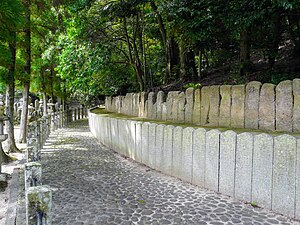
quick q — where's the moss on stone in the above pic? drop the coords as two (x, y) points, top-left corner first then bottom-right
(90, 108), (300, 137)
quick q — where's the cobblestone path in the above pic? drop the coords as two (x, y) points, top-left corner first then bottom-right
(41, 119), (299, 225)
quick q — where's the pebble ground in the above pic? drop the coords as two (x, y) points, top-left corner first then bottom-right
(40, 119), (300, 225)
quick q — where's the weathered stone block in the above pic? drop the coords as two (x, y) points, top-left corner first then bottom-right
(205, 129), (221, 192)
(200, 86), (210, 125)
(296, 138), (300, 219)
(107, 117), (112, 146)
(128, 120), (136, 159)
(219, 130), (237, 197)
(148, 123), (157, 169)
(166, 91), (173, 121)
(161, 103), (167, 121)
(192, 89), (201, 124)
(110, 118), (119, 152)
(293, 79), (300, 132)
(139, 92), (148, 117)
(25, 162), (42, 191)
(118, 119), (127, 156)
(192, 128), (206, 187)
(144, 101), (148, 119)
(147, 92), (157, 119)
(26, 185), (52, 225)
(141, 122), (149, 165)
(117, 96), (122, 113)
(135, 122), (143, 163)
(170, 91), (180, 121)
(252, 133), (273, 209)
(219, 85), (231, 128)
(259, 83), (275, 131)
(235, 132), (254, 202)
(276, 80), (293, 132)
(231, 85), (245, 128)
(166, 92), (175, 121)
(132, 93), (140, 117)
(245, 81), (261, 129)
(208, 86), (220, 126)
(156, 91), (166, 120)
(184, 88), (194, 123)
(177, 92), (185, 122)
(155, 124), (165, 172)
(181, 127), (194, 183)
(172, 126), (183, 178)
(162, 125), (173, 176)
(105, 96), (112, 111)
(272, 134), (296, 217)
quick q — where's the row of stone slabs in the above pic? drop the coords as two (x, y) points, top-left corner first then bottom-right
(89, 112), (300, 220)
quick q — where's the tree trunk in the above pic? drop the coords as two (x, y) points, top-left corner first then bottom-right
(180, 44), (197, 82)
(150, 1), (180, 83)
(19, 83), (30, 143)
(268, 13), (282, 68)
(123, 17), (145, 91)
(5, 35), (19, 153)
(43, 92), (47, 116)
(5, 83), (19, 153)
(239, 28), (251, 76)
(198, 50), (202, 79)
(19, 0), (31, 143)
(166, 37), (180, 82)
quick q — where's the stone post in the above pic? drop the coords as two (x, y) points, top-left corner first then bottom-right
(26, 185), (52, 225)
(0, 102), (8, 174)
(26, 146), (40, 162)
(51, 112), (55, 132)
(72, 108), (75, 121)
(59, 109), (63, 128)
(46, 115), (51, 138)
(25, 162), (42, 191)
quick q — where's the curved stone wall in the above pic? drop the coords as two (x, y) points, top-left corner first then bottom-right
(105, 79), (300, 133)
(89, 110), (300, 220)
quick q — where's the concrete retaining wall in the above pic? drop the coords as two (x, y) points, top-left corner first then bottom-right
(89, 111), (300, 220)
(105, 79), (300, 133)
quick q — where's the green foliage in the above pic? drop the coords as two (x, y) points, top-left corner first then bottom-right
(183, 82), (202, 90)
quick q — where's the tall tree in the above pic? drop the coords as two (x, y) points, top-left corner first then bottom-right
(19, 0), (31, 143)
(0, 0), (24, 153)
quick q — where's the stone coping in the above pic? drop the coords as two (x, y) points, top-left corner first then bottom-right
(90, 108), (300, 138)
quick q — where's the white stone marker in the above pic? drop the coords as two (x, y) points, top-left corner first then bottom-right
(148, 123), (157, 169)
(172, 126), (183, 178)
(192, 128), (206, 187)
(235, 132), (254, 202)
(219, 130), (237, 197)
(141, 123), (150, 165)
(205, 129), (221, 192)
(155, 124), (165, 172)
(252, 133), (273, 210)
(272, 134), (296, 217)
(161, 125), (173, 176)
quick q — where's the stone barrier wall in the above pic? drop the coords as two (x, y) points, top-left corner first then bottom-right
(105, 79), (300, 133)
(89, 110), (300, 220)
(24, 106), (87, 225)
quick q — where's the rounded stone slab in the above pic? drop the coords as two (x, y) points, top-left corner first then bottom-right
(276, 80), (293, 132)
(40, 120), (299, 225)
(0, 134), (8, 142)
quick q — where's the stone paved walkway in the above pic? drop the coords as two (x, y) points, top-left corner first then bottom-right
(41, 119), (300, 225)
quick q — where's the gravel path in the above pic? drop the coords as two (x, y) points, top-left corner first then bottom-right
(40, 119), (299, 225)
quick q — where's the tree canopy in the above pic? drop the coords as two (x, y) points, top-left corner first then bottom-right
(0, 0), (300, 104)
